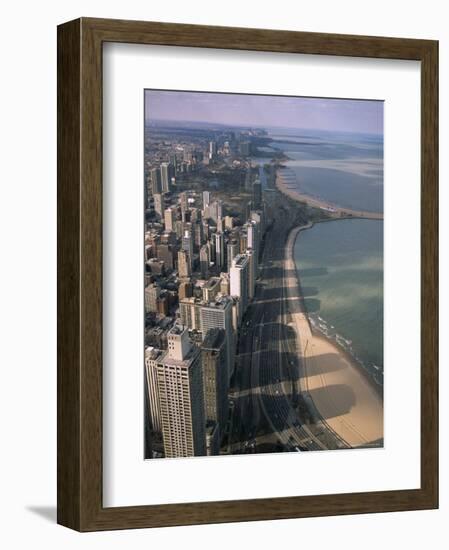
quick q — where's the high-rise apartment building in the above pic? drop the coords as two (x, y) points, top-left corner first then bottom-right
(230, 254), (250, 317)
(177, 249), (191, 278)
(145, 283), (160, 313)
(164, 207), (176, 232)
(153, 193), (163, 218)
(155, 324), (206, 458)
(179, 297), (203, 331)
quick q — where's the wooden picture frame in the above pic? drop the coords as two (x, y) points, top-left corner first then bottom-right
(57, 17), (438, 531)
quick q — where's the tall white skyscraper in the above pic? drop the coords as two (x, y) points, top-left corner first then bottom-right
(230, 254), (250, 316)
(155, 324), (206, 458)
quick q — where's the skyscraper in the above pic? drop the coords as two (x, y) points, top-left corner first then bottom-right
(179, 297), (203, 331)
(155, 324), (206, 458)
(180, 192), (188, 221)
(164, 207), (176, 232)
(209, 200), (223, 223)
(200, 296), (235, 381)
(203, 190), (210, 209)
(201, 328), (229, 441)
(177, 249), (191, 278)
(246, 219), (260, 277)
(182, 230), (193, 270)
(209, 140), (217, 160)
(199, 244), (210, 279)
(215, 232), (225, 270)
(252, 178), (262, 209)
(230, 254), (250, 317)
(160, 162), (173, 193)
(153, 193), (163, 218)
(144, 346), (164, 433)
(145, 283), (160, 313)
(149, 167), (161, 194)
(227, 240), (239, 272)
(246, 248), (256, 300)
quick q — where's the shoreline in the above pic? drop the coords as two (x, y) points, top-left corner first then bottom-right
(284, 223), (384, 448)
(276, 170), (384, 221)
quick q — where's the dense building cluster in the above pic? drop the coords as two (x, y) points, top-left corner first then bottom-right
(144, 131), (268, 458)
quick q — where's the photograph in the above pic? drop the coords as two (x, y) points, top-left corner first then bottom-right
(143, 90), (384, 459)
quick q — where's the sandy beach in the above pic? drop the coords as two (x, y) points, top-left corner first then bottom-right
(276, 171), (384, 221)
(285, 225), (384, 448)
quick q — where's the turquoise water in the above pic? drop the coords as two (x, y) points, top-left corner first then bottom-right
(269, 127), (384, 384)
(295, 219), (383, 384)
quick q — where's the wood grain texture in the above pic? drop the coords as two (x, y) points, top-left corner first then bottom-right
(57, 18), (81, 531)
(57, 17), (439, 532)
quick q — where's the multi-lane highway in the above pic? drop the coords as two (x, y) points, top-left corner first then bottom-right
(228, 192), (351, 453)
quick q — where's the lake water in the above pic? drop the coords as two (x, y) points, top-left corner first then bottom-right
(269, 128), (384, 384)
(295, 219), (383, 384)
(270, 128), (383, 213)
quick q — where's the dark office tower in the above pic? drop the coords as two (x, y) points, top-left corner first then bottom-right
(252, 179), (262, 209)
(160, 162), (173, 193)
(201, 329), (229, 444)
(169, 154), (178, 174)
(149, 167), (162, 194)
(215, 232), (225, 270)
(244, 166), (252, 191)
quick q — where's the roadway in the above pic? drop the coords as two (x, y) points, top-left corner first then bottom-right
(228, 190), (351, 453)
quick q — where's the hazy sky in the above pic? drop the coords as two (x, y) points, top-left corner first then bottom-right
(145, 90), (383, 135)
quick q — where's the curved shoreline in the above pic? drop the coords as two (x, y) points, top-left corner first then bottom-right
(276, 171), (384, 221)
(285, 223), (384, 448)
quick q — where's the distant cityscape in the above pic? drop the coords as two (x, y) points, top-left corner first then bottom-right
(144, 91), (384, 459)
